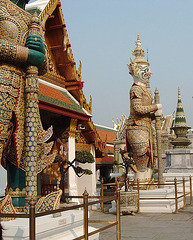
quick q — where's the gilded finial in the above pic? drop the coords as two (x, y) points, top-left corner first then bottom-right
(135, 34), (142, 49)
(83, 188), (89, 196)
(128, 35), (150, 78)
(131, 35), (148, 64)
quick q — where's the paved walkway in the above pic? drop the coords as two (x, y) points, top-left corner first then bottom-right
(89, 205), (193, 240)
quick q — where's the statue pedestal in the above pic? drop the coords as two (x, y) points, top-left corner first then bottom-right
(2, 210), (99, 240)
(139, 188), (183, 213)
(109, 188), (183, 213)
(165, 149), (193, 173)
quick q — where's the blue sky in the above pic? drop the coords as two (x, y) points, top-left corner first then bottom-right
(31, 0), (193, 128)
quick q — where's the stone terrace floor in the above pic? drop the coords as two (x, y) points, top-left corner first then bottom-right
(89, 203), (193, 240)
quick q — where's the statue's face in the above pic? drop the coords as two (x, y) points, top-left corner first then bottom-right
(137, 65), (151, 84)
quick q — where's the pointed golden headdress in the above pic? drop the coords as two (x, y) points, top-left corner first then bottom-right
(128, 35), (149, 77)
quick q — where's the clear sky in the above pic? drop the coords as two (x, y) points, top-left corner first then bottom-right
(33, 0), (193, 128)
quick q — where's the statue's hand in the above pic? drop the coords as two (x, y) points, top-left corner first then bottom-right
(155, 104), (162, 117)
(156, 104), (162, 110)
(26, 35), (45, 67)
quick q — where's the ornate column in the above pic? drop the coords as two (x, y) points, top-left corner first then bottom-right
(68, 118), (78, 196)
(25, 14), (40, 201)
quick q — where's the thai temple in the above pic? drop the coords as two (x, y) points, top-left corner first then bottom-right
(23, 0), (115, 198)
(1, 0), (193, 239)
(0, 0), (117, 238)
(0, 0), (118, 208)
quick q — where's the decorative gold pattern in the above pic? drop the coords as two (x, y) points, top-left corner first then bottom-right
(0, 0), (50, 170)
(35, 189), (62, 213)
(80, 91), (92, 114)
(5, 187), (25, 197)
(69, 118), (77, 138)
(15, 45), (28, 62)
(75, 143), (91, 152)
(128, 83), (157, 127)
(0, 194), (16, 221)
(75, 131), (91, 151)
(24, 190), (62, 213)
(120, 191), (138, 213)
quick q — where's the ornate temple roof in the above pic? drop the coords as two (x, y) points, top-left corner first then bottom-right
(27, 0), (106, 155)
(27, 0), (88, 103)
(95, 125), (117, 143)
(95, 125), (117, 165)
(38, 79), (91, 121)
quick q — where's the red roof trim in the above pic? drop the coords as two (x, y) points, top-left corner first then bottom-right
(39, 100), (90, 121)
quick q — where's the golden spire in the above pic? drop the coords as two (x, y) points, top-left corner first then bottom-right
(170, 87), (191, 148)
(174, 87), (188, 128)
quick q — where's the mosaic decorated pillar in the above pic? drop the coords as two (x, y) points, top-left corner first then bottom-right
(25, 14), (41, 201)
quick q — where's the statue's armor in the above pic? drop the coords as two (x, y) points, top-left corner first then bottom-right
(0, 0), (49, 169)
(0, 0), (29, 138)
(127, 83), (157, 172)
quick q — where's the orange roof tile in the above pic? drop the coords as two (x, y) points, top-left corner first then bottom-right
(39, 83), (73, 105)
(95, 128), (116, 143)
(96, 155), (114, 164)
(106, 145), (114, 152)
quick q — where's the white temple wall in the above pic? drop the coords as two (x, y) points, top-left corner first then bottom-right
(0, 165), (6, 196)
(77, 144), (97, 196)
(68, 136), (78, 196)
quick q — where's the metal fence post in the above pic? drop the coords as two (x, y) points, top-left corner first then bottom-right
(136, 179), (140, 214)
(190, 176), (192, 205)
(83, 189), (89, 240)
(115, 177), (118, 190)
(174, 177), (178, 213)
(182, 177), (186, 208)
(116, 182), (121, 240)
(101, 178), (104, 212)
(29, 197), (36, 240)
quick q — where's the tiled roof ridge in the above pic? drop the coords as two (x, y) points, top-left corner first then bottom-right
(95, 124), (117, 132)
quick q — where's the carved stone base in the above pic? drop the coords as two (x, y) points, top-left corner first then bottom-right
(120, 191), (138, 214)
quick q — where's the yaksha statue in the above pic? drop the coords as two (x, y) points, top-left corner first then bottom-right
(0, 0), (55, 202)
(126, 35), (162, 182)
